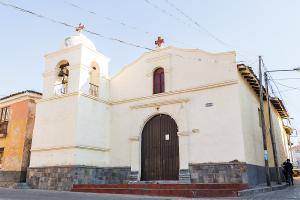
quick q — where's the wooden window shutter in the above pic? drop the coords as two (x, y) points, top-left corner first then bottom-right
(153, 68), (165, 94)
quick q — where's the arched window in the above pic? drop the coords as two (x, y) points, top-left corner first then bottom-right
(54, 60), (69, 95)
(153, 67), (165, 94)
(89, 62), (100, 97)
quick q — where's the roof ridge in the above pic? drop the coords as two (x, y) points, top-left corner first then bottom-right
(0, 90), (42, 101)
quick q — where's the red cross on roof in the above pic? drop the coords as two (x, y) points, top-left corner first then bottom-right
(76, 23), (85, 32)
(155, 36), (164, 47)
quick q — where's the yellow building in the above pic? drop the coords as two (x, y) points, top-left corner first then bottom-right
(0, 91), (41, 184)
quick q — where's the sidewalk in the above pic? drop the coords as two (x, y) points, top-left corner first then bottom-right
(236, 177), (300, 199)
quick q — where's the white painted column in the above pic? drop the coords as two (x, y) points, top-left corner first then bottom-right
(177, 131), (190, 169)
(129, 136), (140, 181)
(177, 131), (191, 183)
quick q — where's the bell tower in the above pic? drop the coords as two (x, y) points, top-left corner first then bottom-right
(29, 24), (111, 174)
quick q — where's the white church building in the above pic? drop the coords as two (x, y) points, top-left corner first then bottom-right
(27, 29), (291, 190)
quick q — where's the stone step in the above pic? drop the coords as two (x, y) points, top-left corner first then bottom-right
(11, 182), (32, 189)
(72, 183), (248, 190)
(0, 182), (15, 188)
(72, 187), (238, 198)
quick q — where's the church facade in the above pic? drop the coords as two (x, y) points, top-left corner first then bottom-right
(27, 32), (290, 190)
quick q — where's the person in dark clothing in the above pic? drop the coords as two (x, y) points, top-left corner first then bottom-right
(282, 159), (294, 186)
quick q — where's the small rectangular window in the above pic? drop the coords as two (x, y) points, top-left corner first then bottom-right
(0, 107), (10, 136)
(258, 108), (262, 127)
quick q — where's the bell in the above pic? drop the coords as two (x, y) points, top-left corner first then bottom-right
(58, 68), (64, 77)
(62, 78), (67, 84)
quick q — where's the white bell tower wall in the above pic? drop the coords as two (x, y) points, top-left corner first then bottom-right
(30, 38), (111, 168)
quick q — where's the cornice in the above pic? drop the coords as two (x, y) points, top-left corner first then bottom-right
(130, 98), (189, 109)
(37, 80), (238, 106)
(111, 80), (238, 105)
(38, 92), (79, 103)
(0, 94), (41, 107)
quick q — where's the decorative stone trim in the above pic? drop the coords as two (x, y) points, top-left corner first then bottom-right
(179, 169), (191, 183)
(130, 98), (189, 109)
(129, 136), (140, 141)
(111, 80), (238, 105)
(79, 92), (110, 105)
(128, 171), (139, 183)
(177, 131), (190, 136)
(38, 92), (79, 103)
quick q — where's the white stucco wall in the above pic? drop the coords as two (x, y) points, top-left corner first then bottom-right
(109, 47), (246, 171)
(30, 42), (111, 167)
(238, 73), (289, 167)
(111, 47), (236, 100)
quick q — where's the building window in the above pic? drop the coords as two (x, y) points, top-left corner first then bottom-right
(153, 67), (165, 94)
(0, 148), (4, 167)
(54, 61), (69, 95)
(0, 107), (10, 137)
(258, 108), (262, 127)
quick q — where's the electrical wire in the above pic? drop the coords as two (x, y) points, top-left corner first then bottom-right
(0, 1), (153, 51)
(275, 82), (300, 92)
(0, 1), (239, 66)
(63, 1), (194, 47)
(262, 59), (293, 126)
(164, 0), (230, 47)
(145, 0), (257, 65)
(272, 78), (300, 81)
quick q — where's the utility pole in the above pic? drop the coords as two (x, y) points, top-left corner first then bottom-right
(264, 72), (281, 184)
(258, 56), (271, 186)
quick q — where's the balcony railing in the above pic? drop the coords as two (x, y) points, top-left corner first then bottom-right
(54, 83), (68, 96)
(0, 121), (8, 137)
(89, 83), (99, 97)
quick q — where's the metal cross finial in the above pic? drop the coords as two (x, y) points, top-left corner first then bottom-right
(76, 23), (85, 33)
(155, 36), (164, 48)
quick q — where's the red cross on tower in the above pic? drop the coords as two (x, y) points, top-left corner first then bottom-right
(155, 36), (164, 48)
(76, 23), (85, 32)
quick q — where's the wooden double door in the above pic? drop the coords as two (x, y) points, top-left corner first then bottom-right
(141, 114), (179, 181)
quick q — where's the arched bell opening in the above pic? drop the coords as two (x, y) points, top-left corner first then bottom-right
(54, 60), (69, 95)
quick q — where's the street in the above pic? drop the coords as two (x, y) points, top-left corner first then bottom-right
(1, 178), (300, 200)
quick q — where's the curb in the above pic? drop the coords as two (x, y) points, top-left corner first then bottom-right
(237, 184), (288, 197)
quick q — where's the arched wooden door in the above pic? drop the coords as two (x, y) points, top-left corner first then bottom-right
(141, 114), (179, 181)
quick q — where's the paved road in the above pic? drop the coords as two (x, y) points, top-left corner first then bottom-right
(237, 177), (300, 200)
(0, 179), (300, 200)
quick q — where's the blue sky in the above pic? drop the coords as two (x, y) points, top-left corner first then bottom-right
(1, 0), (300, 142)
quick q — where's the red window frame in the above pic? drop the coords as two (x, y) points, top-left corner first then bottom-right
(153, 68), (165, 94)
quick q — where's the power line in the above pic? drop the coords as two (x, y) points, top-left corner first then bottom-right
(0, 1), (239, 66)
(0, 1), (152, 51)
(63, 1), (194, 47)
(145, 0), (257, 65)
(164, 0), (230, 47)
(275, 82), (300, 92)
(262, 59), (293, 125)
(272, 78), (300, 81)
(144, 0), (195, 30)
(64, 0), (253, 65)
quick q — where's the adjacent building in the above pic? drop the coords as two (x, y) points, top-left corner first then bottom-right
(0, 91), (41, 184)
(27, 31), (291, 190)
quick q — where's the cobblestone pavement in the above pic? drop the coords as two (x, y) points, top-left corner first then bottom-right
(0, 178), (300, 200)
